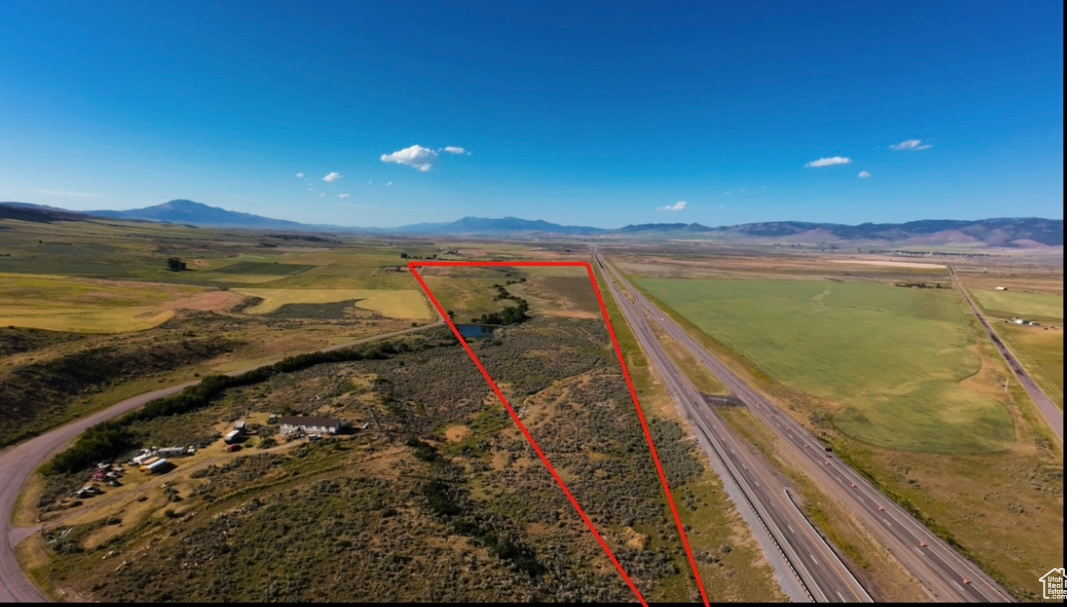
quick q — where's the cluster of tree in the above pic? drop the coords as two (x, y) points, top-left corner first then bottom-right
(475, 282), (530, 325)
(894, 282), (949, 289)
(400, 253), (438, 260)
(44, 336), (449, 475)
(476, 300), (529, 326)
(420, 481), (544, 578)
(166, 257), (187, 272)
(266, 233), (337, 243)
(45, 422), (137, 476)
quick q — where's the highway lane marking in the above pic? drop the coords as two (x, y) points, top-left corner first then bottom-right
(836, 590), (847, 603)
(883, 518), (892, 528)
(810, 554), (819, 565)
(605, 265), (874, 603)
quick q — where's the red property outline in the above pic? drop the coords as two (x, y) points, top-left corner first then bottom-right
(408, 260), (709, 606)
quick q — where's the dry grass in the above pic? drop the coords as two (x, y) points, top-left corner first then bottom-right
(0, 273), (213, 332)
(234, 287), (431, 319)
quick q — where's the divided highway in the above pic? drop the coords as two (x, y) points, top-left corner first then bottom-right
(948, 266), (1063, 443)
(595, 252), (1014, 603)
(595, 254), (870, 603)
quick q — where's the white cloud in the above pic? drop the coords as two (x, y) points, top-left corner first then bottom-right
(381, 145), (438, 172)
(657, 201), (687, 212)
(725, 191), (731, 195)
(306, 187), (314, 191)
(440, 146), (469, 155)
(339, 193), (350, 199)
(368, 180), (373, 185)
(37, 189), (102, 198)
(386, 181), (393, 187)
(323, 171), (342, 182)
(295, 172), (305, 178)
(805, 156), (852, 168)
(319, 193), (326, 197)
(889, 139), (931, 151)
(858, 170), (871, 179)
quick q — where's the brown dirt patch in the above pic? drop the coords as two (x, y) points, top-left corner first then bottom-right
(167, 290), (246, 312)
(444, 425), (471, 443)
(622, 526), (648, 550)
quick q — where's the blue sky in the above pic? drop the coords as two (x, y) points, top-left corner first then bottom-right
(0, 1), (1063, 228)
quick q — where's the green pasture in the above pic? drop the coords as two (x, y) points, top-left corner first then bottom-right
(972, 290), (1064, 323)
(998, 324), (1064, 409)
(635, 278), (1015, 453)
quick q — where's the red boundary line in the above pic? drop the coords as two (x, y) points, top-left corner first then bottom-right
(408, 260), (710, 606)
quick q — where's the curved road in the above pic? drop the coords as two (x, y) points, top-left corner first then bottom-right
(598, 253), (1014, 603)
(0, 321), (443, 603)
(948, 266), (1063, 443)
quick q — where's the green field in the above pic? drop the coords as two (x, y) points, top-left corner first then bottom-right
(972, 290), (1064, 322)
(970, 289), (1064, 408)
(635, 278), (1014, 453)
(998, 324), (1064, 408)
(211, 261), (318, 275)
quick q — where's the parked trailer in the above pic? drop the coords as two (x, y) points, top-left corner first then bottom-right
(157, 447), (185, 457)
(132, 453), (156, 466)
(147, 459), (170, 474)
(224, 429), (242, 444)
(139, 457), (161, 472)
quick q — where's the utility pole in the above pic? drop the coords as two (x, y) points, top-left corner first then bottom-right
(366, 403), (382, 433)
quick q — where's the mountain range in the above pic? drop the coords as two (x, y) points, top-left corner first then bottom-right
(0, 199), (1063, 248)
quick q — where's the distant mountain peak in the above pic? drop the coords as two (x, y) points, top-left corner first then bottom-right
(3, 200), (1061, 248)
(86, 199), (307, 230)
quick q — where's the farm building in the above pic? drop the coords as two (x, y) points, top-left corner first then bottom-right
(995, 286), (1008, 291)
(279, 415), (346, 436)
(224, 429), (243, 444)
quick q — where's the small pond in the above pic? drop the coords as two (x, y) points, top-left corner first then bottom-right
(455, 324), (496, 338)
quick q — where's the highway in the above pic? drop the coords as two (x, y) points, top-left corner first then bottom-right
(0, 321), (443, 603)
(595, 252), (1015, 603)
(594, 254), (871, 603)
(948, 266), (1063, 443)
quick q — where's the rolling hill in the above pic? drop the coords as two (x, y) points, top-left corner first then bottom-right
(0, 200), (1062, 248)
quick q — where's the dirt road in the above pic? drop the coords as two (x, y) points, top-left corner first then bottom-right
(0, 321), (442, 603)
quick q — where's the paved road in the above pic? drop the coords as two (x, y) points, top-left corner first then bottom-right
(597, 252), (1015, 603)
(0, 321), (443, 603)
(948, 266), (1063, 443)
(595, 254), (871, 603)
